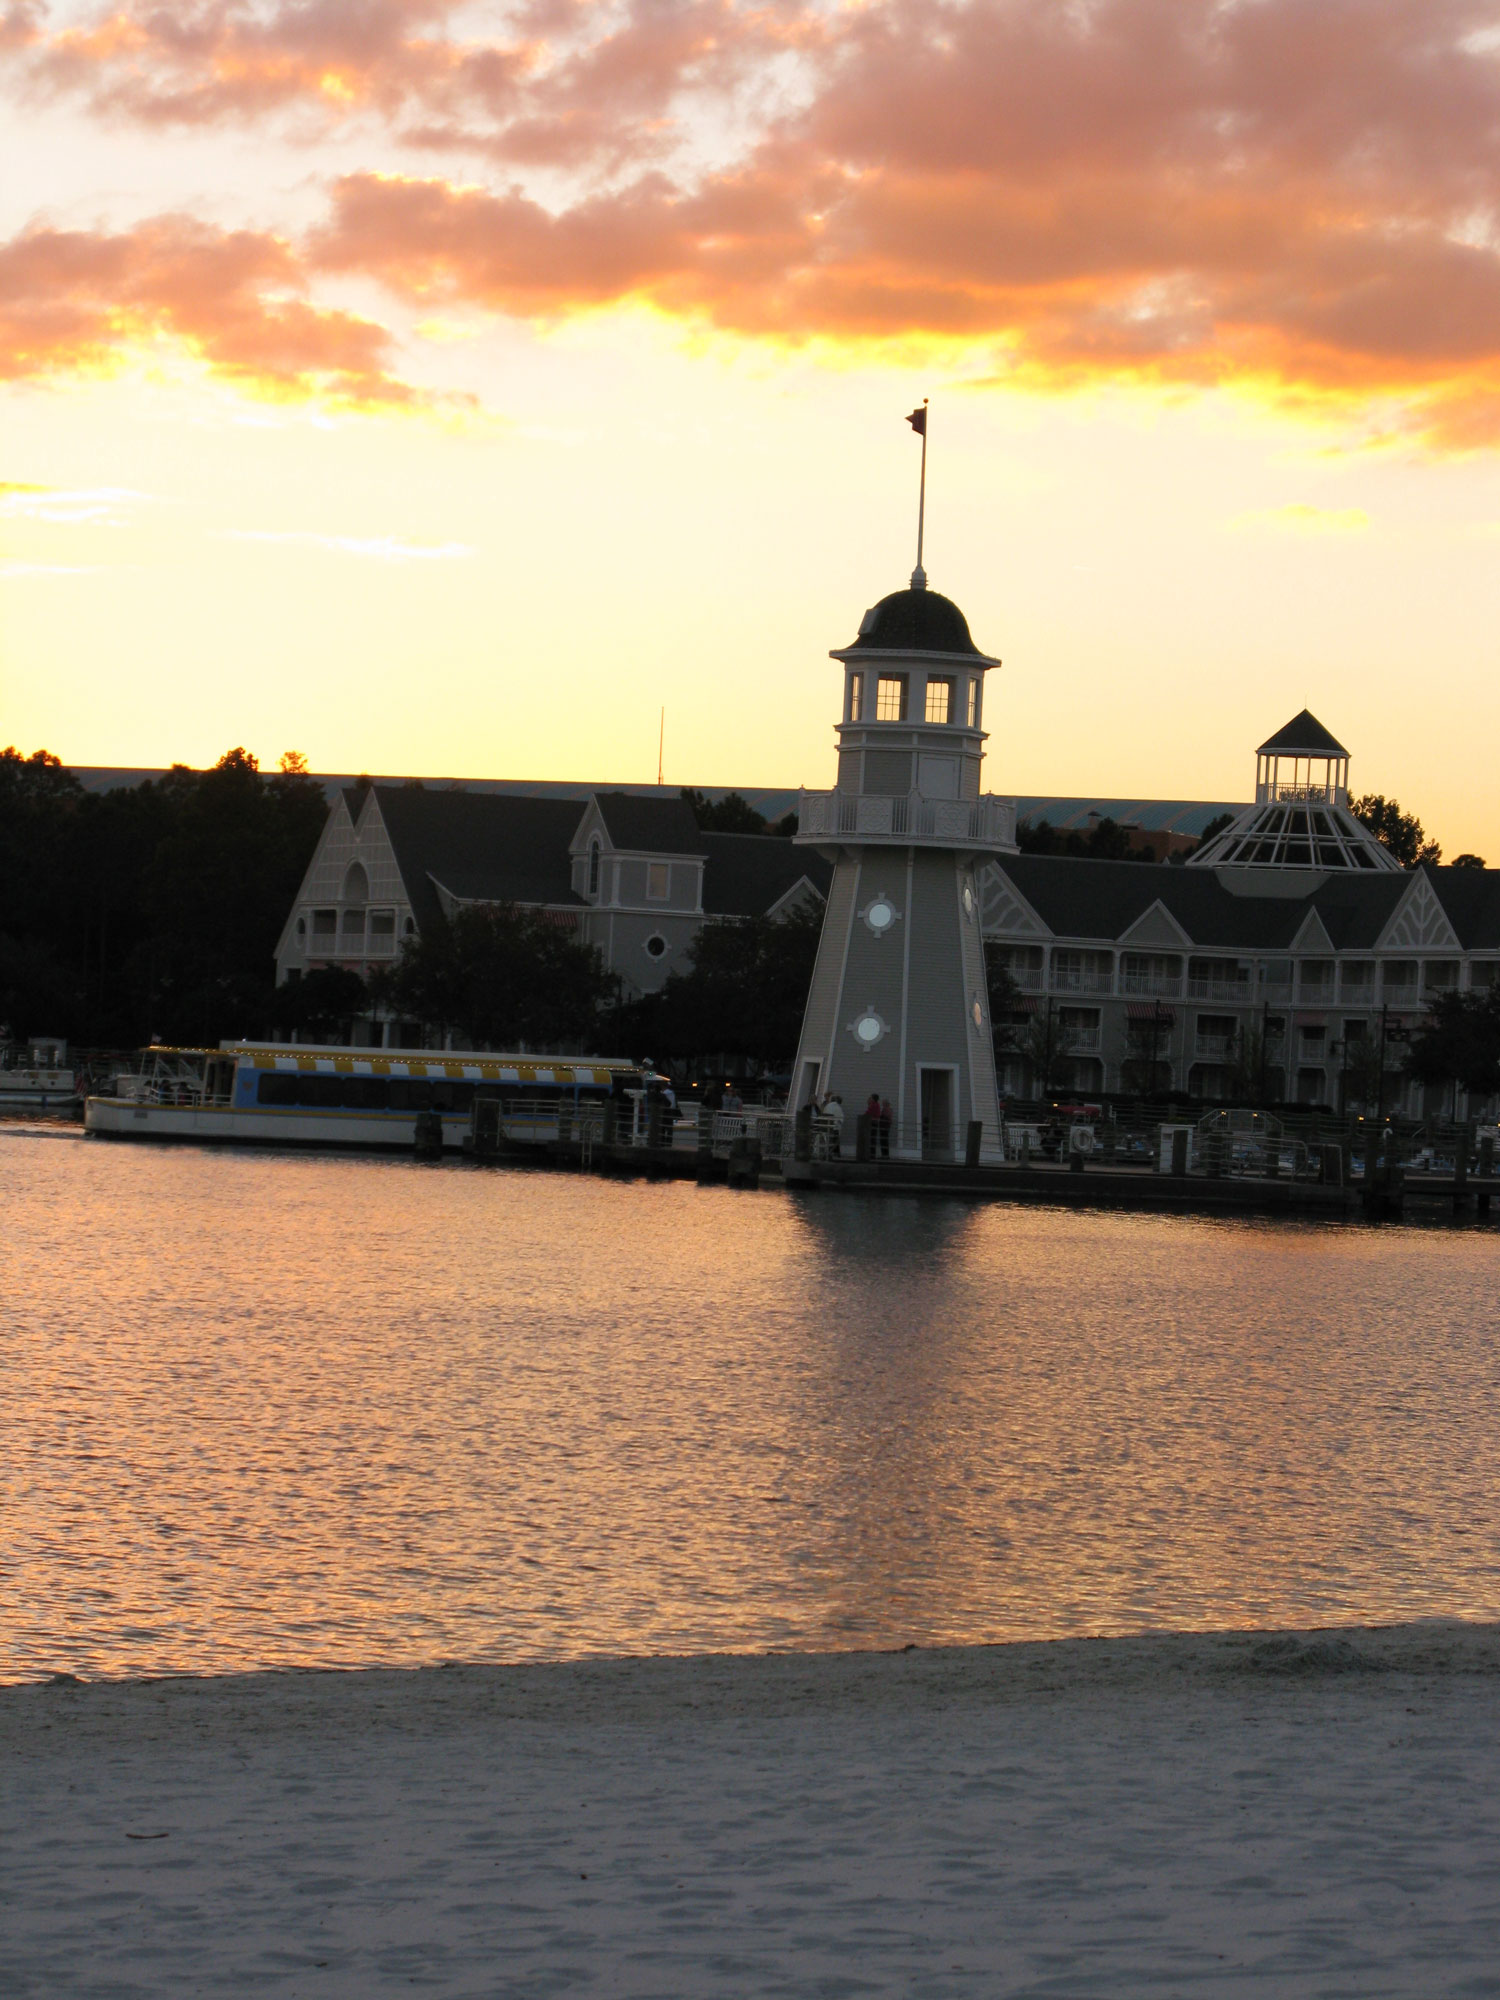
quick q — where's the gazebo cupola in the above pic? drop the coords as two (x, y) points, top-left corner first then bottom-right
(1254, 709), (1349, 806)
(1189, 709), (1401, 875)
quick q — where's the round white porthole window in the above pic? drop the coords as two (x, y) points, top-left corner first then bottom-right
(644, 934), (668, 959)
(862, 896), (899, 935)
(972, 995), (984, 1029)
(850, 1008), (889, 1049)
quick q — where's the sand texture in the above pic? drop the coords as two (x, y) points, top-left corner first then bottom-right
(6, 1623), (1500, 1998)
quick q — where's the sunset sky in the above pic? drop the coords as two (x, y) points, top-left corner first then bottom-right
(4, 0), (1500, 856)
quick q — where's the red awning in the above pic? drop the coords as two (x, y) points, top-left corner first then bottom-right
(1126, 1002), (1175, 1023)
(539, 911), (579, 930)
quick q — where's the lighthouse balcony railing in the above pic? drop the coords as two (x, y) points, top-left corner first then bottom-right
(796, 788), (1016, 849)
(1254, 782), (1350, 806)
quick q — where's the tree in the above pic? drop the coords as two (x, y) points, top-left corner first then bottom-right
(270, 967), (368, 1040)
(655, 899), (823, 1065)
(680, 788), (769, 834)
(1351, 794), (1441, 867)
(1194, 813), (1234, 852)
(387, 902), (616, 1049)
(0, 745), (328, 1045)
(1016, 814), (1147, 860)
(1406, 988), (1500, 1102)
(1452, 853), (1487, 870)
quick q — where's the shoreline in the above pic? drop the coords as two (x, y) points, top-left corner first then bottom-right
(10, 1620), (1500, 1997)
(7, 1616), (1500, 1741)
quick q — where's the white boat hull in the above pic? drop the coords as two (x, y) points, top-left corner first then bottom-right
(85, 1098), (470, 1150)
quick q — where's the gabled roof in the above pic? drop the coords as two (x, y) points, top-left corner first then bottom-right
(1257, 710), (1349, 758)
(988, 855), (1413, 950)
(370, 787), (586, 931)
(592, 793), (706, 856)
(701, 832), (831, 916)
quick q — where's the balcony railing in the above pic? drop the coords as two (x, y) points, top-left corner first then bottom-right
(1059, 1029), (1102, 1053)
(1120, 971), (1184, 998)
(796, 788), (1016, 850)
(1052, 969), (1114, 995)
(1382, 981), (1419, 1007)
(1003, 966), (1046, 993)
(1193, 1035), (1236, 1060)
(1186, 975), (1249, 1002)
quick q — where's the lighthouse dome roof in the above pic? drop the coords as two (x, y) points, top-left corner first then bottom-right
(842, 587), (988, 660)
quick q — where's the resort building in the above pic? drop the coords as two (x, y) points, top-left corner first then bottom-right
(275, 786), (830, 1030)
(980, 713), (1500, 1112)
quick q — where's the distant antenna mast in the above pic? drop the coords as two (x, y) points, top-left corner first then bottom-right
(657, 707), (665, 787)
(907, 398), (929, 588)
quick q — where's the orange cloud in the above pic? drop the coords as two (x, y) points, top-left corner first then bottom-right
(0, 215), (430, 408)
(3, 0), (807, 166)
(10, 0), (1500, 441)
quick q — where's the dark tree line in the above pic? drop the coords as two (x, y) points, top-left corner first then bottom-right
(1, 746), (327, 1047)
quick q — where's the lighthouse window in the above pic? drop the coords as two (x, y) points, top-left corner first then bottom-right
(924, 678), (954, 724)
(848, 674), (864, 722)
(647, 863), (670, 901)
(876, 675), (908, 721)
(966, 679), (979, 727)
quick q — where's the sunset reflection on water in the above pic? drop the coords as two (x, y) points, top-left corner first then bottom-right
(5, 1133), (1499, 1681)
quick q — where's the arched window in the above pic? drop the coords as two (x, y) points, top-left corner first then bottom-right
(588, 839), (601, 898)
(343, 861), (369, 903)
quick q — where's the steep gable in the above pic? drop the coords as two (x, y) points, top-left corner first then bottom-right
(1118, 899), (1194, 950)
(1290, 906), (1336, 953)
(977, 861), (1053, 939)
(1377, 870), (1462, 953)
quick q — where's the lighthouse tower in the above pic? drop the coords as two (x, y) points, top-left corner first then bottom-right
(790, 579), (1017, 1159)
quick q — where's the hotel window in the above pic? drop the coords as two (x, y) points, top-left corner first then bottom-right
(965, 679), (978, 727)
(368, 910), (395, 939)
(647, 862), (670, 901)
(312, 909), (336, 937)
(341, 907), (366, 936)
(848, 675), (865, 722)
(876, 674), (908, 721)
(589, 838), (601, 898)
(924, 677), (953, 724)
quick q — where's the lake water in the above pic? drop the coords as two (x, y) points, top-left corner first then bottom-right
(4, 1130), (1500, 1683)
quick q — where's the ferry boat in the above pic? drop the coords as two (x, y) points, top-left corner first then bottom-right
(84, 1043), (652, 1151)
(0, 1040), (81, 1110)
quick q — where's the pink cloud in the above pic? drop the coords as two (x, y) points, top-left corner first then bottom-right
(9, 0), (1500, 440)
(0, 214), (430, 408)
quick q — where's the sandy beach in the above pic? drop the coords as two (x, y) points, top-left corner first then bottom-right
(6, 1622), (1500, 1998)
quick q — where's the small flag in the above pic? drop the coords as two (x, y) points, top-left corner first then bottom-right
(907, 405), (927, 436)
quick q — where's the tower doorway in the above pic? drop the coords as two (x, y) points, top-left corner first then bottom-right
(918, 1066), (956, 1160)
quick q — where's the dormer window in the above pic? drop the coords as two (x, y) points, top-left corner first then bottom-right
(647, 862), (670, 901)
(588, 837), (601, 898)
(876, 675), (908, 721)
(924, 678), (953, 724)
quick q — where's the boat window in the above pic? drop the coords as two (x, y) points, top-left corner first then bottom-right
(257, 1072), (300, 1107)
(430, 1081), (476, 1113)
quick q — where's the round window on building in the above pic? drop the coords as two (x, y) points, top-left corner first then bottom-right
(645, 934), (668, 959)
(863, 896), (899, 935)
(296, 917), (306, 936)
(850, 1008), (888, 1049)
(962, 880), (976, 919)
(972, 996), (984, 1029)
